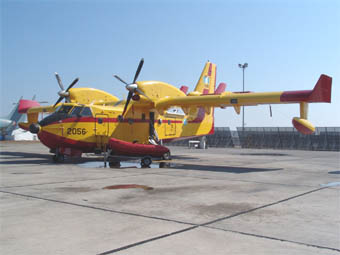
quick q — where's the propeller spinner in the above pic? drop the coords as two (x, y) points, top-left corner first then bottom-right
(113, 58), (150, 116)
(54, 73), (79, 107)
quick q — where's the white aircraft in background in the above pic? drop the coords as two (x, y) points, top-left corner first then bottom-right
(0, 96), (44, 138)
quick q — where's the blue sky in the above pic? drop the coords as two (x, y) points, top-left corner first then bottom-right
(1, 0), (339, 129)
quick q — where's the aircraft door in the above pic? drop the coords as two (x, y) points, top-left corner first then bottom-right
(95, 114), (109, 149)
(165, 118), (176, 136)
(95, 114), (108, 135)
(149, 112), (155, 138)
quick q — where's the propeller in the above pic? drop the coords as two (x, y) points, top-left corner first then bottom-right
(113, 58), (150, 116)
(54, 73), (79, 107)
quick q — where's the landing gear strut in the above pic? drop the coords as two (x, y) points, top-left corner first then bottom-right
(52, 153), (64, 163)
(52, 148), (65, 163)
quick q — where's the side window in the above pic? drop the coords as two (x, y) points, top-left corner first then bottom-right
(70, 107), (83, 117)
(58, 105), (73, 114)
(81, 107), (92, 117)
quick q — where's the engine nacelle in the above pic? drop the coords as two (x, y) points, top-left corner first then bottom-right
(292, 117), (315, 135)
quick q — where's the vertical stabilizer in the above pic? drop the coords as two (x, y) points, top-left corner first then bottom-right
(194, 62), (216, 94)
(7, 96), (23, 124)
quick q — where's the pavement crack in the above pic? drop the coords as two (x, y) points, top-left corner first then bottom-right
(0, 190), (195, 227)
(1, 185), (333, 254)
(205, 226), (340, 253)
(0, 173), (149, 189)
(199, 186), (328, 226)
(97, 186), (331, 254)
(97, 226), (198, 255)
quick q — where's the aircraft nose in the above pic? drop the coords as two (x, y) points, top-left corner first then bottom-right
(29, 123), (41, 134)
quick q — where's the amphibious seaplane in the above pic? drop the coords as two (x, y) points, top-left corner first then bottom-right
(19, 59), (332, 167)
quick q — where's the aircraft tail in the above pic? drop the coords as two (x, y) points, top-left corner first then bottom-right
(184, 62), (218, 137)
(6, 97), (23, 124)
(194, 61), (217, 94)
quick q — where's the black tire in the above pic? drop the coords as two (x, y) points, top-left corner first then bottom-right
(109, 161), (121, 168)
(52, 154), (64, 163)
(162, 151), (171, 160)
(159, 162), (170, 168)
(141, 156), (152, 168)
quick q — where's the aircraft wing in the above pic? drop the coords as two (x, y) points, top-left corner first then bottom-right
(25, 105), (56, 113)
(155, 74), (331, 109)
(155, 74), (332, 134)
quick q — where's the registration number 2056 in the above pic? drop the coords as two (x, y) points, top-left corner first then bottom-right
(66, 128), (87, 135)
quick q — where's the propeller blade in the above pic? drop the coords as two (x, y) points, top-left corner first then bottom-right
(53, 96), (63, 107)
(66, 78), (79, 92)
(133, 58), (144, 83)
(113, 75), (128, 85)
(122, 91), (133, 116)
(55, 72), (64, 90)
(136, 88), (151, 101)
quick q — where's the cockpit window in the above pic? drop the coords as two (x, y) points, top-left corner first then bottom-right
(70, 106), (83, 117)
(58, 105), (73, 114)
(81, 107), (92, 117)
(70, 106), (93, 117)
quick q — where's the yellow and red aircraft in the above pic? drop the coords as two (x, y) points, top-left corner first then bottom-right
(19, 59), (332, 166)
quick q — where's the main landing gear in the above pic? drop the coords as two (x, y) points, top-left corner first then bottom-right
(51, 147), (82, 163)
(107, 151), (171, 168)
(52, 153), (65, 163)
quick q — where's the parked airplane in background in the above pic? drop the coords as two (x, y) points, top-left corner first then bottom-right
(19, 59), (332, 166)
(0, 97), (43, 139)
(0, 97), (23, 134)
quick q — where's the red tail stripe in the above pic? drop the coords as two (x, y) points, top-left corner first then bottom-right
(208, 63), (212, 76)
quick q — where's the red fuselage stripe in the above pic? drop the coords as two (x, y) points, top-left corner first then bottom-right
(280, 90), (312, 102)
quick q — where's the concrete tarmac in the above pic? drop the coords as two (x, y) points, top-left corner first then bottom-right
(0, 141), (339, 254)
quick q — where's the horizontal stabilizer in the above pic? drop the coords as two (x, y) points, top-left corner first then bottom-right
(180, 86), (189, 94)
(18, 99), (41, 113)
(215, 83), (226, 94)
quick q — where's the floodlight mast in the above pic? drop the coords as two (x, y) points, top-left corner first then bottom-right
(238, 63), (248, 132)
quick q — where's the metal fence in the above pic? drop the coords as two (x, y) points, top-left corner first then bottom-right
(167, 127), (340, 151)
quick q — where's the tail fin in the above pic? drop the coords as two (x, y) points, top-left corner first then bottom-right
(309, 74), (332, 103)
(194, 61), (216, 94)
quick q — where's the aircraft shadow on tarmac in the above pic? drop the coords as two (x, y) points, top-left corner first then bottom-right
(0, 151), (283, 173)
(0, 151), (52, 165)
(0, 151), (200, 165)
(0, 151), (97, 165)
(163, 163), (283, 174)
(239, 152), (288, 156)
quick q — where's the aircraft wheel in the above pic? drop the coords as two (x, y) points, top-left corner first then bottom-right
(159, 162), (170, 168)
(52, 154), (64, 163)
(109, 161), (121, 168)
(141, 156), (152, 168)
(162, 152), (171, 160)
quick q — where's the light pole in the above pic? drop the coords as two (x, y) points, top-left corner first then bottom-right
(238, 63), (248, 132)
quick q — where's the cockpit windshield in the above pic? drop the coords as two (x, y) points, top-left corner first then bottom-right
(39, 105), (92, 127)
(70, 106), (93, 117)
(57, 105), (73, 114)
